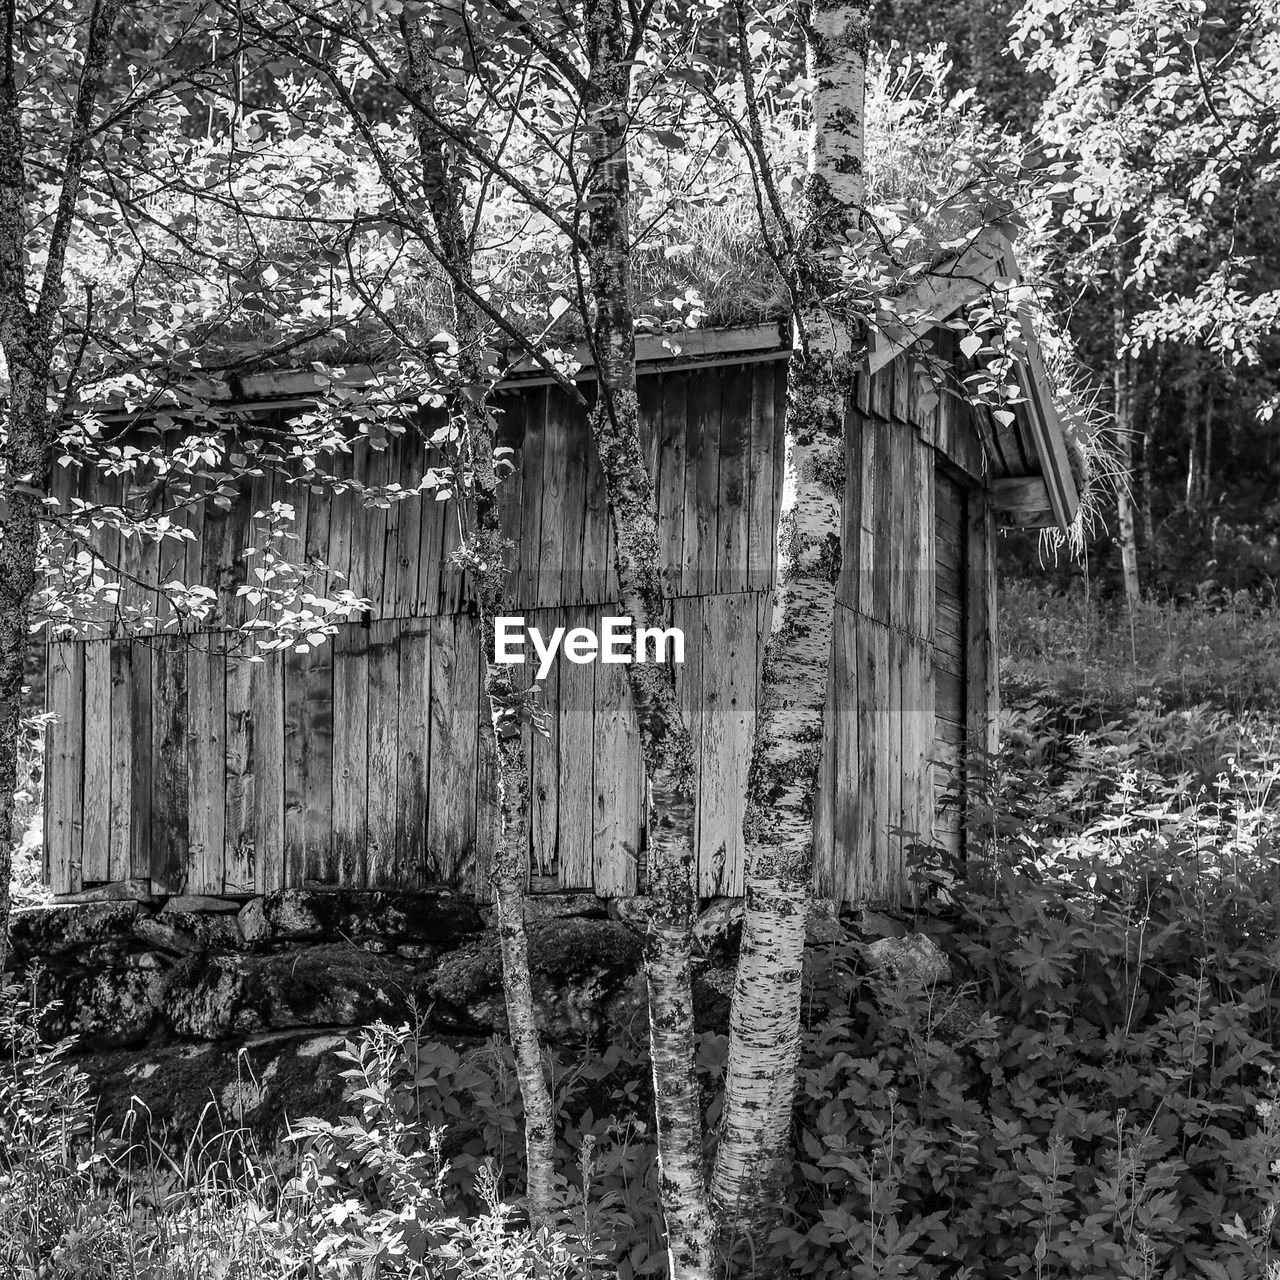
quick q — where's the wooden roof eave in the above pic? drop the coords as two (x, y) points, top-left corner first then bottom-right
(863, 225), (1080, 533)
(104, 320), (793, 420)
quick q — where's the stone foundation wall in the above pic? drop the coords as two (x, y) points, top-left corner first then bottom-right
(4, 889), (669, 1138)
(4, 887), (923, 1142)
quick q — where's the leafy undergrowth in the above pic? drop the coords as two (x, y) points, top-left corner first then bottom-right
(7, 712), (1280, 1279)
(770, 707), (1280, 1279)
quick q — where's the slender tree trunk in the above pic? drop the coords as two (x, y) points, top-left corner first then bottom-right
(1200, 380), (1215, 510)
(1108, 259), (1145, 607)
(403, 15), (555, 1224)
(712, 0), (867, 1259)
(1112, 308), (1140, 610)
(581, 2), (713, 1273)
(0, 0), (126, 972)
(0, 379), (51, 974)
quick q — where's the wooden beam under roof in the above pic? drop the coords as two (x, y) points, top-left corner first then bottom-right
(864, 224), (1016, 377)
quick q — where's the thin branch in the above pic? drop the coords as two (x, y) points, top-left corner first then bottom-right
(35, 0), (128, 338)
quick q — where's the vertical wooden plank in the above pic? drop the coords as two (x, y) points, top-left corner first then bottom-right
(890, 419), (911, 631)
(905, 638), (933, 900)
(697, 593), (754, 896)
(304, 639), (334, 885)
(559, 418), (590, 613)
(913, 373), (941, 449)
(529, 623), (560, 879)
(891, 354), (910, 424)
(592, 624), (641, 897)
(324, 447), (356, 617)
(557, 603), (597, 889)
(658, 373), (689, 599)
(746, 364), (778, 593)
(396, 619), (432, 888)
(198, 482), (229, 629)
(857, 413), (879, 620)
(965, 486), (988, 755)
(855, 367), (873, 415)
(214, 475), (254, 631)
(813, 607), (840, 900)
(107, 641), (134, 882)
(185, 645), (225, 896)
(81, 642), (111, 883)
(872, 420), (895, 624)
(872, 624), (892, 893)
(356, 442), (389, 613)
(580, 393), (613, 607)
(516, 387), (547, 610)
(913, 436), (932, 641)
(128, 641), (152, 878)
(416, 438), (448, 617)
(836, 400), (863, 609)
(886, 627), (905, 902)
(716, 364), (753, 595)
(378, 435), (406, 618)
(187, 644), (226, 895)
(682, 369), (720, 598)
(366, 618), (400, 888)
(427, 612), (479, 887)
(836, 604), (861, 904)
(282, 647), (306, 888)
(224, 655), (256, 894)
(494, 395), (527, 606)
(640, 369), (663, 491)
(537, 392), (572, 610)
(270, 629), (335, 894)
(45, 641), (84, 894)
(671, 593), (704, 896)
(331, 624), (369, 888)
(871, 365), (892, 421)
(253, 651), (285, 894)
(150, 636), (189, 894)
(853, 621), (878, 899)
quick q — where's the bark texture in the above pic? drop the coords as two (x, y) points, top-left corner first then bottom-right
(1113, 313), (1141, 610)
(581, 1), (713, 1273)
(403, 14), (556, 1223)
(0, 0), (126, 972)
(712, 0), (869, 1255)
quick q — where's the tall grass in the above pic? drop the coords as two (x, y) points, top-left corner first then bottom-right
(999, 577), (1280, 714)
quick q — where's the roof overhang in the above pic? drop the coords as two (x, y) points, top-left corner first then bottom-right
(864, 224), (1080, 532)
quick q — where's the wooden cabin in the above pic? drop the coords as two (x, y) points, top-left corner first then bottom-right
(42, 232), (1080, 908)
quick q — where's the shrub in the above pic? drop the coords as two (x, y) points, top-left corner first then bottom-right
(769, 700), (1280, 1280)
(284, 1015), (670, 1279)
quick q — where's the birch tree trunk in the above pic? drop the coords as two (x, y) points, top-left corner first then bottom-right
(0, 0), (126, 973)
(402, 15), (556, 1224)
(581, 1), (713, 1273)
(1114, 355), (1141, 610)
(712, 0), (868, 1256)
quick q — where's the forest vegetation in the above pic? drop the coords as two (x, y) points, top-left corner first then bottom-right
(3, 0), (1280, 1275)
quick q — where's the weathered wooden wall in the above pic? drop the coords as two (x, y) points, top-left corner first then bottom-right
(44, 349), (996, 906)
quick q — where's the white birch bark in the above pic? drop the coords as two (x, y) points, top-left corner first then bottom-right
(1112, 311), (1141, 610)
(712, 0), (869, 1252)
